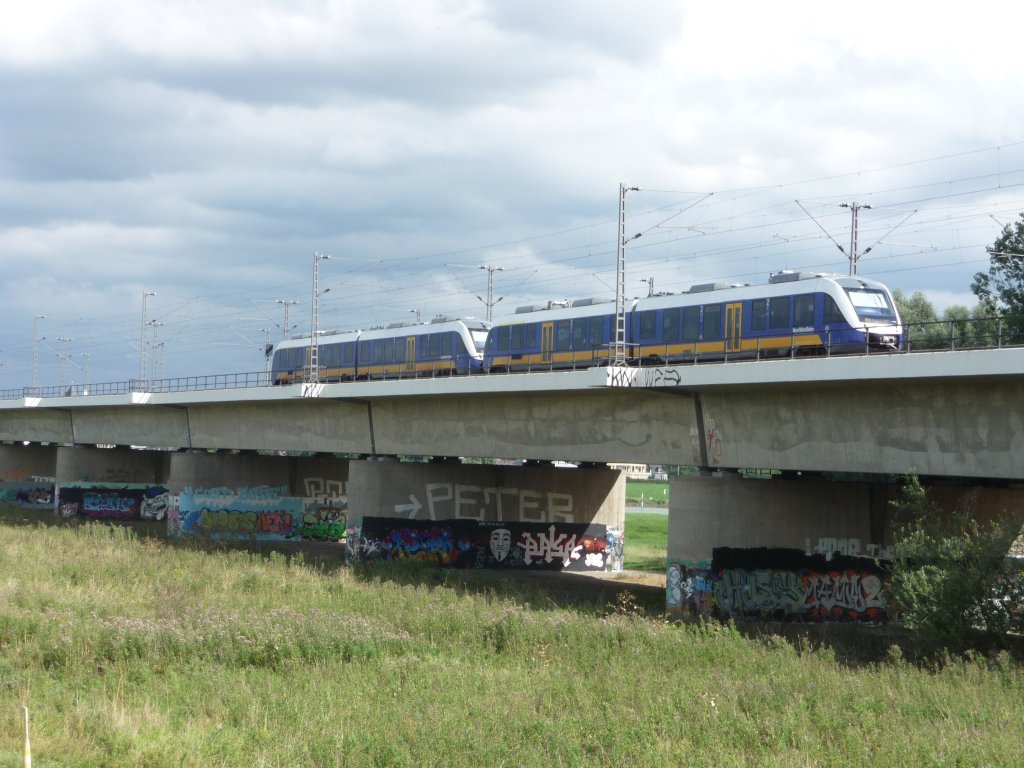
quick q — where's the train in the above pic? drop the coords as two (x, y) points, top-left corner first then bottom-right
(269, 271), (902, 383)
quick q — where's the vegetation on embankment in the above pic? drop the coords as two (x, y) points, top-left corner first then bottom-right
(1, 515), (1023, 767)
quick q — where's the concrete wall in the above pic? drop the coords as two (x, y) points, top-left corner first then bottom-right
(668, 474), (878, 568)
(0, 443), (57, 481)
(347, 460), (625, 529)
(165, 451), (348, 498)
(55, 445), (171, 486)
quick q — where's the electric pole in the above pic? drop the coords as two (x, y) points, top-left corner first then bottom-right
(840, 202), (872, 275)
(614, 184), (640, 366)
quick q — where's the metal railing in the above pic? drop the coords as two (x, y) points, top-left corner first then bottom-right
(2, 315), (1021, 401)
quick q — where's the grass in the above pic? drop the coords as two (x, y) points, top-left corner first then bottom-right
(2, 512), (1024, 766)
(625, 479), (669, 506)
(624, 511), (668, 572)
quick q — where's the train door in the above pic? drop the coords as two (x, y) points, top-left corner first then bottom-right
(725, 302), (743, 353)
(541, 322), (554, 364)
(405, 336), (416, 374)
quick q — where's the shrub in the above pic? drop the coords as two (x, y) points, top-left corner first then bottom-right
(886, 474), (1024, 647)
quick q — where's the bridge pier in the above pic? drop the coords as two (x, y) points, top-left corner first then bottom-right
(0, 443), (57, 482)
(665, 473), (1024, 621)
(346, 460), (626, 570)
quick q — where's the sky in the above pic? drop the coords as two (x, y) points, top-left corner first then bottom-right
(2, 0), (1024, 391)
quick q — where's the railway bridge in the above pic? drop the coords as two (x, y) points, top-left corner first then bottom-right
(2, 347), (1023, 616)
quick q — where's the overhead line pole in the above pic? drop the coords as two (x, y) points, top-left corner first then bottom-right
(614, 184), (640, 366)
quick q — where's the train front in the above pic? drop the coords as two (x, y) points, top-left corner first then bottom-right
(837, 277), (903, 350)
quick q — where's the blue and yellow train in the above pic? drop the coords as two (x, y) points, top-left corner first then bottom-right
(270, 316), (490, 383)
(482, 271), (902, 371)
(270, 271), (902, 382)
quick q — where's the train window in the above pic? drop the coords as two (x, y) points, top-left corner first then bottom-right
(396, 340), (406, 363)
(555, 320), (571, 351)
(751, 299), (767, 331)
(663, 309), (680, 342)
(794, 294), (815, 327)
(702, 304), (722, 340)
(824, 295), (845, 324)
(359, 340), (371, 362)
(343, 343), (354, 364)
(572, 320), (588, 350)
(382, 337), (394, 363)
(441, 333), (453, 357)
(682, 306), (700, 342)
(769, 297), (791, 329)
(495, 326), (511, 352)
(639, 310), (657, 340)
(510, 324), (526, 350)
(427, 333), (441, 358)
(370, 339), (382, 364)
(589, 317), (604, 348)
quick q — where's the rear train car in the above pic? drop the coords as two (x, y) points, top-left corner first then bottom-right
(356, 316), (490, 379)
(269, 317), (490, 383)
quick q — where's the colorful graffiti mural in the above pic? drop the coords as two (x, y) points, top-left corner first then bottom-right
(354, 517), (610, 571)
(0, 481), (55, 508)
(667, 547), (890, 622)
(175, 486), (305, 540)
(57, 484), (169, 521)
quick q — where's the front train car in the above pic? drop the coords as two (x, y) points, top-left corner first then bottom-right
(823, 275), (903, 351)
(626, 270), (903, 362)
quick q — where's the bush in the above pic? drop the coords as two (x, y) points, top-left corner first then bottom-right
(886, 474), (1024, 647)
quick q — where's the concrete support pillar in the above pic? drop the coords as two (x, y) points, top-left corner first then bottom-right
(165, 451), (348, 499)
(345, 461), (625, 571)
(668, 474), (878, 569)
(347, 460), (624, 529)
(55, 445), (170, 486)
(0, 443), (57, 482)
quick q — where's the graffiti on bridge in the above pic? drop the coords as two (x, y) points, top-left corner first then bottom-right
(0, 481), (54, 508)
(667, 547), (889, 622)
(57, 484), (169, 521)
(175, 486), (304, 539)
(174, 486), (345, 543)
(393, 482), (575, 523)
(355, 517), (610, 571)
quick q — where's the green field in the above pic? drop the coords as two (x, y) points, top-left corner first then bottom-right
(625, 479), (669, 506)
(624, 511), (668, 571)
(2, 512), (1023, 767)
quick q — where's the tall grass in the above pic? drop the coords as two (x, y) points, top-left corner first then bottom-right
(1, 519), (1022, 766)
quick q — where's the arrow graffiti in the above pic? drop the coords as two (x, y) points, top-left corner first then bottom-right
(394, 494), (423, 518)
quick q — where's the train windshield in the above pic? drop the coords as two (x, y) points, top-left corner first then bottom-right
(470, 329), (489, 352)
(845, 288), (897, 323)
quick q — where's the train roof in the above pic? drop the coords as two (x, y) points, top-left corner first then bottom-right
(488, 272), (895, 325)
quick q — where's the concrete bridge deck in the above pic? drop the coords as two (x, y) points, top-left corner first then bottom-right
(1, 347), (1022, 479)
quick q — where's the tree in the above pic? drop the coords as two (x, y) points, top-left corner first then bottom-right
(972, 212), (1024, 341)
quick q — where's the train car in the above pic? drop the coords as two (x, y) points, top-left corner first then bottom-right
(483, 298), (619, 372)
(630, 271), (902, 362)
(355, 316), (490, 379)
(269, 317), (491, 384)
(482, 271), (902, 371)
(270, 329), (360, 384)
